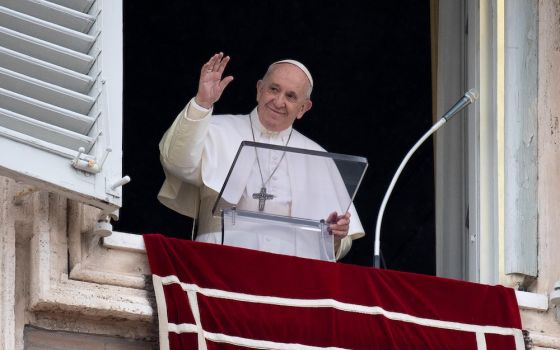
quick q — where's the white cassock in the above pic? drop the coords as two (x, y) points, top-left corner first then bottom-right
(158, 98), (365, 260)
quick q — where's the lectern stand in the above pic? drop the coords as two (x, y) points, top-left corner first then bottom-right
(212, 141), (368, 262)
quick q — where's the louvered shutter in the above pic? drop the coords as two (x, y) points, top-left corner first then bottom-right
(0, 0), (123, 211)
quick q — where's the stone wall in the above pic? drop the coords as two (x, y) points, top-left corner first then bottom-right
(519, 1), (560, 347)
(0, 176), (156, 349)
(24, 326), (155, 350)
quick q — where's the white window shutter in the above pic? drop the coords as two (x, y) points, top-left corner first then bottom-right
(0, 0), (123, 211)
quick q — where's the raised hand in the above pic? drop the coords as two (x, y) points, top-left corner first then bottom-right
(194, 52), (234, 109)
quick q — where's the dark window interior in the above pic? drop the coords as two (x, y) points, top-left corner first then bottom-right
(116, 1), (435, 274)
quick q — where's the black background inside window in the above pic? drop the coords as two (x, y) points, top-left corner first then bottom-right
(117, 1), (435, 273)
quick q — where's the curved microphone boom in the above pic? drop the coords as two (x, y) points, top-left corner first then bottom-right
(373, 88), (479, 268)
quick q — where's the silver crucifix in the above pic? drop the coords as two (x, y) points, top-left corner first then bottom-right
(252, 187), (274, 211)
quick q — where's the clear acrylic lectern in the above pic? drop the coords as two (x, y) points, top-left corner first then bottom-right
(212, 141), (368, 261)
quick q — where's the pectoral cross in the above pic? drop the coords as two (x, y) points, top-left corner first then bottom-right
(252, 187), (274, 211)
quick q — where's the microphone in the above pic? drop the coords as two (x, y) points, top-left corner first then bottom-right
(373, 88), (479, 268)
(441, 89), (479, 121)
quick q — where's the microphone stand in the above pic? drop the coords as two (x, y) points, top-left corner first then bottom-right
(373, 89), (479, 268)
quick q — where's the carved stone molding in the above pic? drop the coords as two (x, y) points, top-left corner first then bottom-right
(67, 200), (150, 290)
(24, 190), (156, 339)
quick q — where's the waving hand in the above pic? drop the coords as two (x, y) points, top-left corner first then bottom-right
(194, 52), (234, 109)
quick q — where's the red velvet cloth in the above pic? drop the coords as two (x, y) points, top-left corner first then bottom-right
(144, 234), (523, 350)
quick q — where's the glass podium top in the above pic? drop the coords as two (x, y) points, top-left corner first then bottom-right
(212, 141), (368, 224)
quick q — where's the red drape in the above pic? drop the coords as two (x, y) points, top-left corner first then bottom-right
(144, 234), (523, 350)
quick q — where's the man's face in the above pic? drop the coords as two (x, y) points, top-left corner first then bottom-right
(256, 64), (312, 132)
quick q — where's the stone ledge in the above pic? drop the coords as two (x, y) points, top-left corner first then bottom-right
(527, 331), (560, 349)
(516, 290), (549, 312)
(29, 277), (154, 322)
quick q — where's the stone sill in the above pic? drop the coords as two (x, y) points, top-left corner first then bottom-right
(516, 290), (549, 312)
(103, 230), (146, 252)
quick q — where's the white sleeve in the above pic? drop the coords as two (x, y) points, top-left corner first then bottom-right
(335, 236), (353, 260)
(159, 98), (213, 185)
(336, 203), (365, 260)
